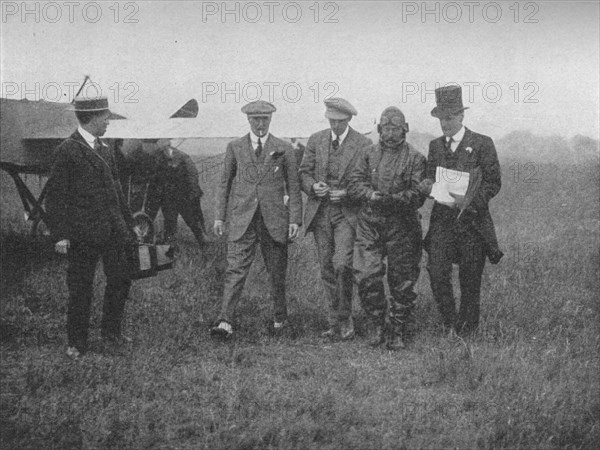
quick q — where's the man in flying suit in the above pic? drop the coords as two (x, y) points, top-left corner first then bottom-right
(349, 107), (426, 350)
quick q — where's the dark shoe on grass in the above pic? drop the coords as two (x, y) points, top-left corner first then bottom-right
(340, 316), (355, 341)
(368, 323), (387, 348)
(210, 320), (233, 341)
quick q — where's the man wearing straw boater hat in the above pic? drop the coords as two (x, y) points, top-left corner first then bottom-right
(419, 85), (503, 337)
(210, 100), (302, 339)
(46, 96), (137, 358)
(299, 98), (371, 341)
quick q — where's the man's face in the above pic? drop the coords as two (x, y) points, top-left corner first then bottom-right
(380, 124), (405, 147)
(248, 115), (271, 137)
(439, 112), (464, 137)
(89, 111), (111, 137)
(328, 118), (350, 137)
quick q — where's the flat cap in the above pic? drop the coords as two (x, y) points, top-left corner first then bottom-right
(241, 100), (277, 116)
(71, 96), (110, 112)
(324, 97), (357, 120)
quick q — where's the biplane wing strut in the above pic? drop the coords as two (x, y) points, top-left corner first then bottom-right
(0, 161), (50, 235)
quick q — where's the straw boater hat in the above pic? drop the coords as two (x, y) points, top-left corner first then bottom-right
(430, 85), (469, 118)
(71, 96), (110, 112)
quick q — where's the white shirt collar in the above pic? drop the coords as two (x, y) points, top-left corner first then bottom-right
(446, 126), (465, 152)
(331, 126), (350, 144)
(78, 126), (97, 149)
(250, 131), (269, 150)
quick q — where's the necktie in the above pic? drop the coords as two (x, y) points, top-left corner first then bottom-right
(332, 136), (339, 151)
(444, 137), (454, 152)
(255, 138), (262, 158)
(94, 138), (102, 152)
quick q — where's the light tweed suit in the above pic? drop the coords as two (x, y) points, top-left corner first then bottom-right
(300, 127), (372, 326)
(215, 133), (302, 324)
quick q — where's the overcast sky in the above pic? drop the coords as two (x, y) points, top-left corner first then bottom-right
(1, 1), (598, 139)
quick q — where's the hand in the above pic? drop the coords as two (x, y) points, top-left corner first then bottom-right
(312, 181), (330, 198)
(329, 189), (346, 203)
(55, 239), (70, 254)
(283, 195), (290, 207)
(369, 191), (386, 204)
(213, 220), (224, 236)
(418, 179), (434, 196)
(449, 192), (465, 209)
(288, 223), (299, 241)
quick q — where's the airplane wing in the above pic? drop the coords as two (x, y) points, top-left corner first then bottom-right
(169, 99), (198, 118)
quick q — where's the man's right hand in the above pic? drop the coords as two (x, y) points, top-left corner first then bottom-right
(418, 179), (434, 196)
(55, 239), (70, 254)
(312, 181), (330, 198)
(369, 191), (386, 204)
(213, 220), (224, 236)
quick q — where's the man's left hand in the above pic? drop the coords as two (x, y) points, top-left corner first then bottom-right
(288, 223), (299, 241)
(449, 192), (465, 209)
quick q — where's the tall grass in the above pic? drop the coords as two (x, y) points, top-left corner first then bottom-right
(1, 159), (598, 449)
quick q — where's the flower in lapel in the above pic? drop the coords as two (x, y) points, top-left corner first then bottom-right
(465, 146), (473, 154)
(269, 150), (285, 159)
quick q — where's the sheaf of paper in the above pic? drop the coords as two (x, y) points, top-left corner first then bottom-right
(431, 167), (470, 204)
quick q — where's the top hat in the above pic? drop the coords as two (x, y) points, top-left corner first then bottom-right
(324, 97), (357, 120)
(430, 86), (469, 118)
(71, 96), (110, 112)
(241, 100), (277, 116)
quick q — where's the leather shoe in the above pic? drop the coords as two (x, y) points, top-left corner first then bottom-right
(271, 320), (288, 337)
(368, 323), (387, 348)
(340, 317), (355, 341)
(210, 320), (233, 340)
(66, 346), (81, 359)
(321, 327), (338, 339)
(386, 333), (406, 351)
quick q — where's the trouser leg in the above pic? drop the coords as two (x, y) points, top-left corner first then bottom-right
(257, 213), (288, 323)
(162, 205), (179, 242)
(179, 197), (206, 245)
(330, 207), (356, 323)
(313, 206), (336, 325)
(66, 242), (100, 352)
(218, 217), (258, 324)
(354, 217), (386, 322)
(427, 225), (458, 329)
(457, 230), (486, 334)
(386, 221), (422, 336)
(100, 241), (132, 339)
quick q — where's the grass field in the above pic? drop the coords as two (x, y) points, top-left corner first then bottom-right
(1, 151), (599, 449)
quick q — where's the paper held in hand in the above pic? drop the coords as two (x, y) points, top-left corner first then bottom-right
(430, 166), (470, 205)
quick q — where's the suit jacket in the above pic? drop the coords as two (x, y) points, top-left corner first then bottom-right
(299, 127), (372, 231)
(424, 127), (503, 263)
(45, 131), (134, 247)
(214, 133), (302, 243)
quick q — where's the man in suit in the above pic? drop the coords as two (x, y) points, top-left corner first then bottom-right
(146, 139), (207, 246)
(120, 138), (207, 247)
(210, 100), (302, 339)
(300, 98), (372, 340)
(419, 85), (503, 336)
(348, 107), (426, 350)
(45, 96), (136, 358)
